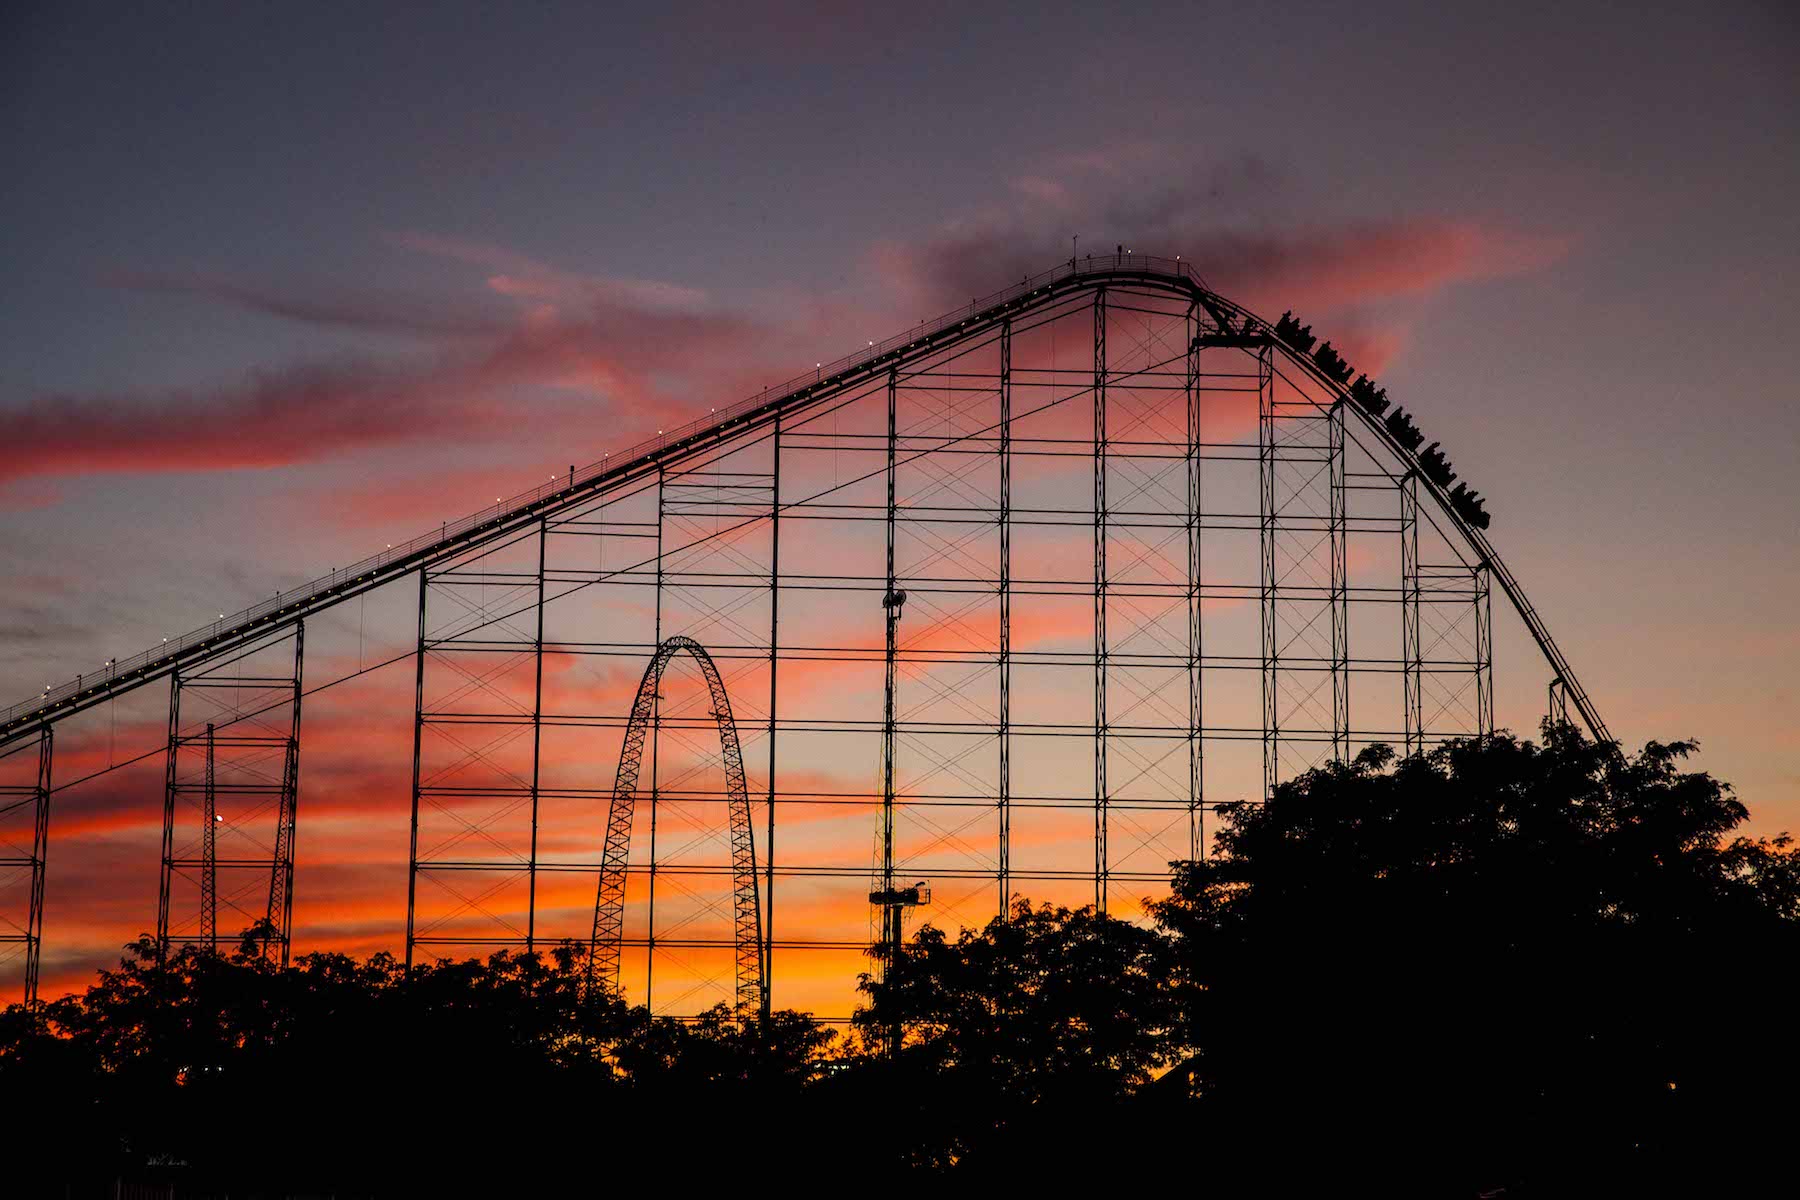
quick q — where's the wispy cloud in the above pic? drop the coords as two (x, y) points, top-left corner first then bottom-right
(3, 258), (761, 489)
(869, 153), (1571, 368)
(872, 217), (1569, 324)
(385, 231), (712, 312)
(103, 269), (511, 340)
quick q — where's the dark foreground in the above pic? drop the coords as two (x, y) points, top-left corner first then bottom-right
(5, 727), (1795, 1195)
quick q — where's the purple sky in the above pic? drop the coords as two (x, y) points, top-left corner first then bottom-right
(3, 2), (1798, 995)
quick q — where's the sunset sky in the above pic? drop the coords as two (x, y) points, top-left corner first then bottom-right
(2, 2), (1797, 1009)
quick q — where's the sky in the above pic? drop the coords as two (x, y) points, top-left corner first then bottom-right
(2, 0), (1797, 1009)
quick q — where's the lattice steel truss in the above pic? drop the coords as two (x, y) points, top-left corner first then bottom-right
(157, 627), (304, 963)
(589, 635), (762, 1009)
(0, 255), (1604, 1015)
(394, 269), (1501, 1017)
(0, 729), (51, 1005)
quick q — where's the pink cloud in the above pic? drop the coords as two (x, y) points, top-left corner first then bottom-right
(2, 288), (759, 489)
(865, 157), (1570, 388)
(22, 183), (1554, 503)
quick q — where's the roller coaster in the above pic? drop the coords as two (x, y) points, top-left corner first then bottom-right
(0, 253), (1611, 1017)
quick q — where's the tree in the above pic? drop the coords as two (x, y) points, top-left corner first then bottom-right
(0, 934), (838, 1191)
(841, 901), (1181, 1171)
(1149, 727), (1800, 1193)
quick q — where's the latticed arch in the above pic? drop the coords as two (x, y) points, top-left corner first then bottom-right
(589, 635), (762, 1009)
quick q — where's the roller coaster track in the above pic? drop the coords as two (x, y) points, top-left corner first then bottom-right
(589, 636), (762, 1010)
(1193, 289), (1616, 749)
(1, 253), (1613, 751)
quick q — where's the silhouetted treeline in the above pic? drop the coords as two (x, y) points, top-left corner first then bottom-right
(5, 725), (1795, 1193)
(1142, 727), (1799, 1192)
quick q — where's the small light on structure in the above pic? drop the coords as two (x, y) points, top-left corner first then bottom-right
(214, 814), (223, 823)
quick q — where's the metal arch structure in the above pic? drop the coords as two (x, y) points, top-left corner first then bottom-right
(0, 252), (1616, 1014)
(589, 636), (763, 1011)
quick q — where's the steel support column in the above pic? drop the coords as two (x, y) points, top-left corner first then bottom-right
(1185, 301), (1204, 859)
(264, 622), (304, 965)
(200, 723), (217, 952)
(763, 417), (780, 1020)
(878, 368), (902, 969)
(1257, 346), (1279, 798)
(404, 569), (427, 971)
(1093, 288), (1109, 911)
(646, 466), (665, 1007)
(1400, 474), (1424, 756)
(526, 520), (546, 952)
(24, 730), (49, 1004)
(997, 318), (1012, 917)
(1329, 401), (1351, 762)
(1475, 564), (1494, 736)
(157, 674), (180, 958)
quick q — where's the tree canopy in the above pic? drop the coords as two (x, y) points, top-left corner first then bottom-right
(1148, 728), (1799, 1191)
(5, 725), (1794, 1191)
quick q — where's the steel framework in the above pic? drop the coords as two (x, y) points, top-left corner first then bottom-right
(156, 626), (305, 963)
(0, 254), (1610, 1016)
(0, 729), (50, 1005)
